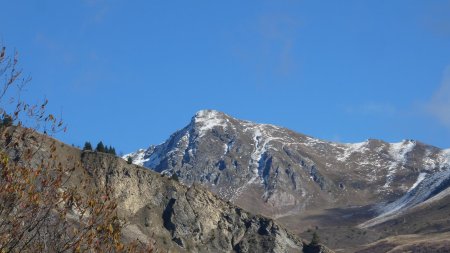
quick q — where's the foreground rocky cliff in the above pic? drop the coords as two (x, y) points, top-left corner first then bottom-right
(82, 151), (305, 252)
(1, 126), (317, 253)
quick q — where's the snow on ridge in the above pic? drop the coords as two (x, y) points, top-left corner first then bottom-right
(423, 148), (438, 170)
(302, 136), (327, 147)
(409, 172), (427, 192)
(194, 110), (228, 138)
(240, 117), (283, 131)
(360, 168), (450, 228)
(389, 140), (416, 164)
(438, 149), (450, 167)
(123, 123), (195, 170)
(133, 150), (149, 166)
(141, 149), (166, 169)
(383, 140), (416, 188)
(336, 141), (368, 162)
(122, 149), (144, 160)
(145, 127), (193, 169)
(123, 148), (150, 166)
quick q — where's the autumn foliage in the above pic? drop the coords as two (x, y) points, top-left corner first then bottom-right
(0, 46), (152, 252)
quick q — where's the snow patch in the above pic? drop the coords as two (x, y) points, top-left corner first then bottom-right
(438, 149), (450, 167)
(383, 140), (416, 188)
(123, 148), (150, 166)
(250, 128), (264, 175)
(409, 172), (427, 192)
(303, 137), (327, 147)
(336, 141), (368, 162)
(194, 110), (228, 138)
(360, 168), (450, 228)
(231, 124), (284, 202)
(422, 148), (437, 170)
(389, 140), (416, 164)
(146, 148), (164, 168)
(248, 125), (282, 182)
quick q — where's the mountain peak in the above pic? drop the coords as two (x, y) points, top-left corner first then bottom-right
(194, 109), (225, 118)
(193, 109), (229, 137)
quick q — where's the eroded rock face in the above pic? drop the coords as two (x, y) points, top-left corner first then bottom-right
(0, 126), (311, 253)
(81, 152), (304, 253)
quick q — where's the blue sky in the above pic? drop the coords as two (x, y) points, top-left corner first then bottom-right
(1, 0), (450, 153)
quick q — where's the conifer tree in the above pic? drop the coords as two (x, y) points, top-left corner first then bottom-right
(83, 141), (92, 151)
(171, 173), (180, 182)
(127, 156), (133, 164)
(96, 141), (105, 152)
(310, 231), (320, 246)
(0, 114), (13, 128)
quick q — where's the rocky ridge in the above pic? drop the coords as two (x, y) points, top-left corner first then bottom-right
(126, 110), (450, 218)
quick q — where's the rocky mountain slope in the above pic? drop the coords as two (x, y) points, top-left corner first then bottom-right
(126, 110), (450, 252)
(1, 126), (317, 253)
(82, 151), (306, 253)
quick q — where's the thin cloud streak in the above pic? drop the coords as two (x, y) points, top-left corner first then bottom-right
(258, 13), (301, 77)
(426, 66), (450, 128)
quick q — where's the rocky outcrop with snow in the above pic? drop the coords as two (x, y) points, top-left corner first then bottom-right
(125, 110), (450, 221)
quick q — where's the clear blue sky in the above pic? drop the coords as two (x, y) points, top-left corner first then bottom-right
(1, 1), (450, 153)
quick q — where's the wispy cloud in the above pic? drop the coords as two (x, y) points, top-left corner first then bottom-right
(426, 66), (450, 127)
(83, 0), (111, 24)
(423, 1), (450, 38)
(258, 13), (301, 76)
(230, 9), (302, 86)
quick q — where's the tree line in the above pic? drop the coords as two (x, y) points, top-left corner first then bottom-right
(83, 141), (116, 155)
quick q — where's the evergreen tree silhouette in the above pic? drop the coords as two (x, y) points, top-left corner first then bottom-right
(96, 141), (105, 152)
(83, 141), (92, 151)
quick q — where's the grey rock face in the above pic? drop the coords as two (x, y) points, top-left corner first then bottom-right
(126, 110), (450, 219)
(82, 152), (304, 253)
(0, 126), (308, 253)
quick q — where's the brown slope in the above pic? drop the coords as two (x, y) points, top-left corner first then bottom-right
(353, 190), (450, 252)
(1, 126), (318, 253)
(355, 233), (450, 253)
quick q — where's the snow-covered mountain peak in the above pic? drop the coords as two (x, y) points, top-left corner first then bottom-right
(193, 110), (229, 138)
(124, 109), (450, 228)
(195, 109), (224, 118)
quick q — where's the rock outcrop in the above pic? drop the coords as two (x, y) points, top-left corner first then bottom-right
(82, 151), (304, 252)
(0, 126), (309, 253)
